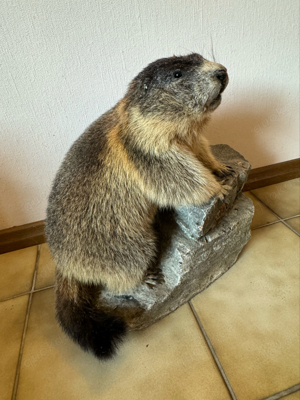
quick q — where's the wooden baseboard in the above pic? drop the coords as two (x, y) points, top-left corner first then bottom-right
(0, 158), (299, 255)
(0, 220), (46, 255)
(243, 158), (300, 192)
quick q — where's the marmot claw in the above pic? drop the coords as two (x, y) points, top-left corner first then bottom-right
(144, 268), (165, 288)
(217, 183), (232, 200)
(214, 164), (235, 178)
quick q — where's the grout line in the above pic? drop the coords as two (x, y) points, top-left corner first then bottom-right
(0, 285), (55, 304)
(0, 291), (31, 303)
(30, 246), (40, 293)
(33, 285), (55, 293)
(249, 192), (300, 237)
(11, 245), (41, 400)
(283, 214), (300, 221)
(249, 192), (285, 222)
(259, 383), (300, 400)
(251, 220), (281, 230)
(188, 301), (238, 400)
(280, 219), (300, 237)
(11, 293), (33, 400)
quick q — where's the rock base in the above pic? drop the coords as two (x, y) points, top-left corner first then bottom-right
(99, 145), (254, 330)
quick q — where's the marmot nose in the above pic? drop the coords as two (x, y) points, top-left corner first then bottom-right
(214, 68), (228, 84)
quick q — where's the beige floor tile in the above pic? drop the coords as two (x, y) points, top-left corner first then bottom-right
(244, 192), (279, 228)
(251, 178), (300, 219)
(17, 289), (231, 400)
(285, 217), (300, 234)
(0, 295), (29, 400)
(34, 243), (55, 290)
(0, 247), (37, 301)
(284, 391), (300, 399)
(192, 223), (300, 400)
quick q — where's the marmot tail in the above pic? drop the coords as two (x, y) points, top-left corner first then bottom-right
(55, 274), (127, 360)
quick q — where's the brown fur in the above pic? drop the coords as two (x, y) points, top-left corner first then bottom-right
(46, 53), (232, 359)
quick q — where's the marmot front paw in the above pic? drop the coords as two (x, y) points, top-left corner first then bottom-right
(216, 182), (232, 201)
(213, 164), (235, 178)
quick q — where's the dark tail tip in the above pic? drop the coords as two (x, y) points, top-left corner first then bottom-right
(56, 300), (127, 360)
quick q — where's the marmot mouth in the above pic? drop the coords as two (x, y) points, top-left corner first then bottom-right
(206, 93), (222, 111)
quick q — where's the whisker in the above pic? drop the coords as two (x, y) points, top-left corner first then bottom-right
(210, 35), (216, 62)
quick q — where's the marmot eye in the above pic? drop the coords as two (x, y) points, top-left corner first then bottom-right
(173, 70), (182, 78)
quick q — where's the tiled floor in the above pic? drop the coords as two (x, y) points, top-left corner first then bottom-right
(0, 178), (299, 400)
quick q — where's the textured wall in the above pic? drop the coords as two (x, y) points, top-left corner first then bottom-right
(1, 0), (299, 229)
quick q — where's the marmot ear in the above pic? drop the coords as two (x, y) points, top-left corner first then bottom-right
(141, 78), (151, 96)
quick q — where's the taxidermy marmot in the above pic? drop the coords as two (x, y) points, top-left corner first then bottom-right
(46, 53), (233, 360)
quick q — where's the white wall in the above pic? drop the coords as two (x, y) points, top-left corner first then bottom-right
(1, 0), (299, 230)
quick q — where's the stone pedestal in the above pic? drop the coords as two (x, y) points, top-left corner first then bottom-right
(100, 145), (254, 330)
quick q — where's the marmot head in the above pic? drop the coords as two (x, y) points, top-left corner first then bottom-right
(125, 53), (228, 121)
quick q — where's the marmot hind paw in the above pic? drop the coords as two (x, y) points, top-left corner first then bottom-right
(144, 267), (165, 289)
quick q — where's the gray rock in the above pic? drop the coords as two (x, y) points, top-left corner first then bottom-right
(174, 144), (251, 240)
(98, 145), (254, 331)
